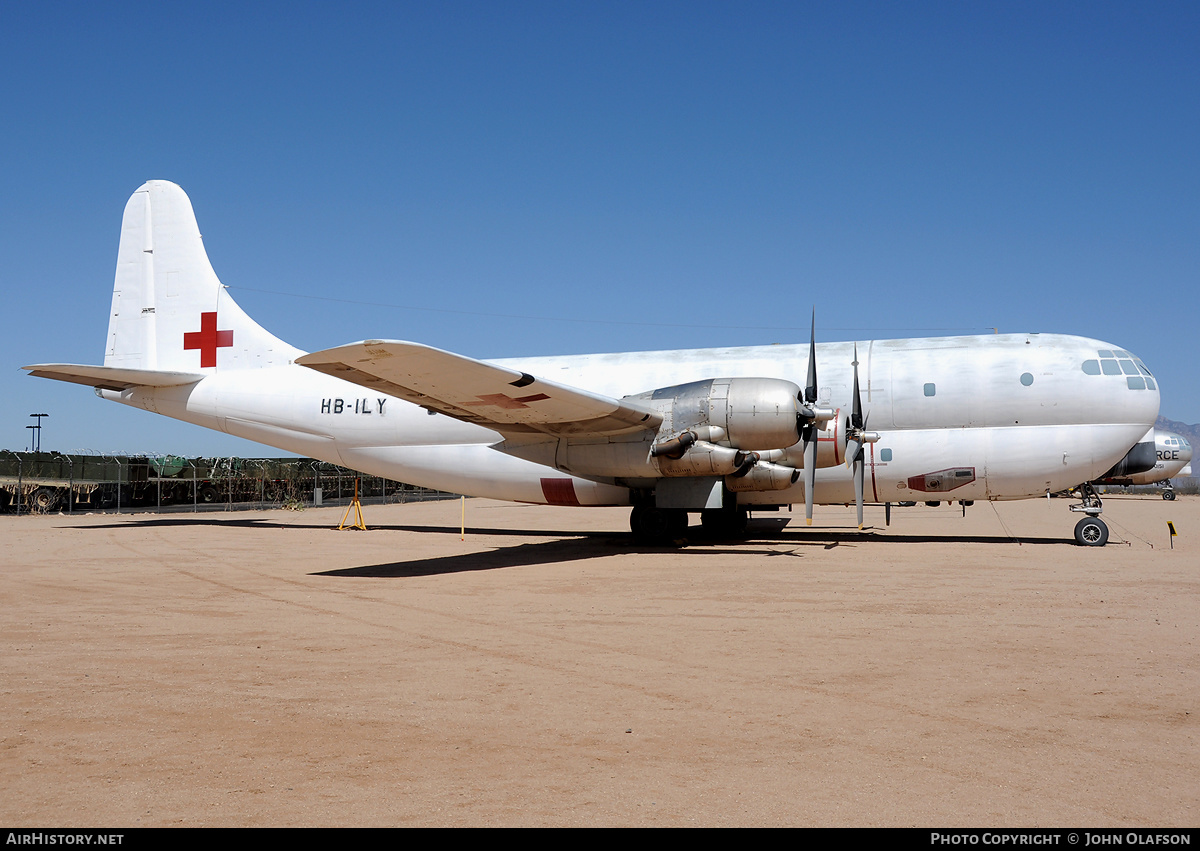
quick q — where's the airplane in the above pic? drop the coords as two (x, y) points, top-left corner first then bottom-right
(1096, 429), (1193, 500)
(25, 180), (1163, 546)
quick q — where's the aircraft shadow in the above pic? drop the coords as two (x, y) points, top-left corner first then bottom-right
(316, 523), (1068, 578)
(65, 516), (633, 538)
(63, 516), (1068, 578)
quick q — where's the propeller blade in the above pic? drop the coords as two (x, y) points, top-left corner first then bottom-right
(805, 309), (818, 405)
(803, 429), (816, 525)
(853, 451), (864, 529)
(845, 343), (865, 467)
(847, 341), (872, 528)
(851, 343), (863, 429)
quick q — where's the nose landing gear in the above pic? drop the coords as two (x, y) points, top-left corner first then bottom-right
(1073, 515), (1109, 547)
(1067, 482), (1108, 547)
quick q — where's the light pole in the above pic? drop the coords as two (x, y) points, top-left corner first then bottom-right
(28, 413), (48, 453)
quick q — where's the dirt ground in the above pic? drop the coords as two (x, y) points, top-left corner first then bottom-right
(1, 494), (1196, 827)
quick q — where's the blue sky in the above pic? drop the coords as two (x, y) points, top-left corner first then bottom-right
(2, 1), (1197, 456)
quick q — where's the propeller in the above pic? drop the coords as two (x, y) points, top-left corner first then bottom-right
(797, 311), (834, 526)
(799, 313), (819, 525)
(844, 343), (880, 529)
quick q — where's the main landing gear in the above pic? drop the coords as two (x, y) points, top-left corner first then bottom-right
(1067, 482), (1109, 547)
(629, 503), (750, 543)
(629, 504), (687, 543)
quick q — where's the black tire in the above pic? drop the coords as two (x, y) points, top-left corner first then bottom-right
(31, 487), (60, 513)
(1073, 516), (1109, 547)
(630, 505), (687, 543)
(198, 484), (220, 504)
(1163, 490), (1176, 501)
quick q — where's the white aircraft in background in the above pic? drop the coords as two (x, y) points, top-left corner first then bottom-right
(1097, 430), (1193, 500)
(26, 181), (1163, 546)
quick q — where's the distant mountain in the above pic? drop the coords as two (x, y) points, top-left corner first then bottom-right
(1156, 416), (1200, 446)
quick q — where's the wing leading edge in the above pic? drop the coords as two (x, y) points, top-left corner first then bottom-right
(297, 340), (662, 438)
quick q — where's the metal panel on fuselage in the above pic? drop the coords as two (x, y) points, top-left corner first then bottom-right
(102, 332), (1158, 506)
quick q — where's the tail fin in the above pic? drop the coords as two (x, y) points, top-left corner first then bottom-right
(104, 180), (303, 372)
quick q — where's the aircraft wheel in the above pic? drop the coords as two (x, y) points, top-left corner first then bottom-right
(1163, 490), (1176, 501)
(1073, 516), (1109, 547)
(630, 505), (687, 543)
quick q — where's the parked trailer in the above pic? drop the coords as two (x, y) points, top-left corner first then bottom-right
(0, 450), (450, 513)
(0, 452), (124, 512)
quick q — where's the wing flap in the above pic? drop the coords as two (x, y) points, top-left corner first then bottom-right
(24, 363), (205, 392)
(297, 341), (661, 437)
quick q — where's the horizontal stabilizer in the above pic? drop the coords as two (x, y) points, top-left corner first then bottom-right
(24, 363), (205, 392)
(298, 341), (661, 437)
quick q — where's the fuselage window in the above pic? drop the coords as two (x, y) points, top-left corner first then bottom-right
(924, 383), (936, 397)
(880, 448), (893, 461)
(1020, 372), (1034, 386)
(1101, 360), (1121, 375)
(1082, 360), (1101, 375)
(1146, 378), (1156, 390)
(1119, 360), (1138, 375)
(1097, 349), (1115, 358)
(1127, 376), (1146, 390)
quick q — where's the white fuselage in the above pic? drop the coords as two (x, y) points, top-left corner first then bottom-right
(100, 331), (1160, 508)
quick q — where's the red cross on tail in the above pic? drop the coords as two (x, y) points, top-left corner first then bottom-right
(183, 312), (233, 368)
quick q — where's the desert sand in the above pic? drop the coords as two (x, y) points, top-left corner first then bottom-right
(1, 495), (1196, 826)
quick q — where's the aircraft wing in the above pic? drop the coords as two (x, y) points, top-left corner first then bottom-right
(23, 364), (205, 392)
(297, 340), (662, 437)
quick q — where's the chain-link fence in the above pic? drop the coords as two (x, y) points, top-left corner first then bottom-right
(0, 450), (456, 514)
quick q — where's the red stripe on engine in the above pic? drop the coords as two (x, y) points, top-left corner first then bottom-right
(540, 478), (581, 506)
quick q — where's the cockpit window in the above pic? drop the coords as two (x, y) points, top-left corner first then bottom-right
(1082, 352), (1155, 388)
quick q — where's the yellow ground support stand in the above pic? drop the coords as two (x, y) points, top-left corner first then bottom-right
(339, 478), (367, 531)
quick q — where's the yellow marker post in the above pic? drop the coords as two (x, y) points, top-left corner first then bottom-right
(1168, 521), (1177, 549)
(338, 477), (367, 531)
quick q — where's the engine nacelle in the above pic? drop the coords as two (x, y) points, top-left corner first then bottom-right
(725, 461), (800, 492)
(630, 377), (802, 452)
(654, 440), (750, 477)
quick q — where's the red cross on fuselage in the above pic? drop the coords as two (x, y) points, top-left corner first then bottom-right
(183, 312), (233, 368)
